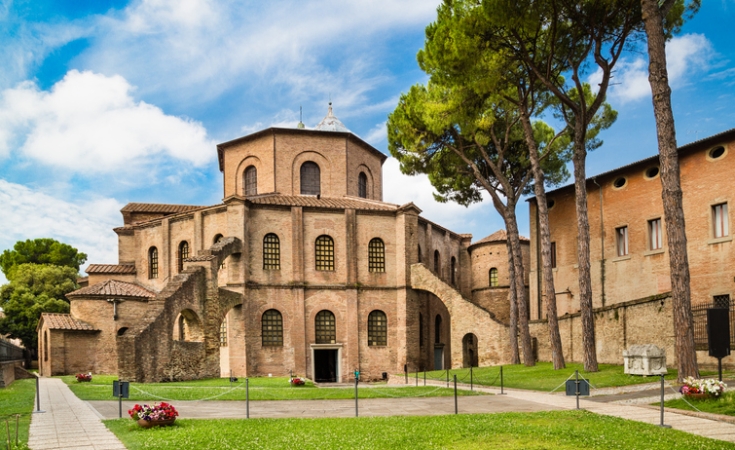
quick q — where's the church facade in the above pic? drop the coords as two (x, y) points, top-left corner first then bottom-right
(37, 106), (519, 382)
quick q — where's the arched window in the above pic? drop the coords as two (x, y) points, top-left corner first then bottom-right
(262, 309), (283, 346)
(368, 238), (385, 272)
(435, 315), (442, 344)
(178, 315), (185, 341)
(434, 250), (440, 275)
(214, 234), (224, 244)
(489, 268), (499, 287)
(368, 310), (387, 346)
(300, 161), (321, 195)
(148, 247), (158, 279)
(418, 245), (422, 263)
(419, 313), (424, 348)
(178, 241), (189, 273)
(263, 233), (280, 270)
(117, 327), (128, 336)
(315, 310), (336, 344)
(450, 256), (456, 285)
(219, 317), (227, 347)
(244, 166), (257, 196)
(358, 172), (368, 198)
(315, 235), (334, 271)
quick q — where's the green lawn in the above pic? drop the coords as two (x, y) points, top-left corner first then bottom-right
(664, 391), (735, 416)
(416, 363), (727, 392)
(103, 410), (734, 450)
(0, 378), (36, 449)
(62, 375), (481, 401)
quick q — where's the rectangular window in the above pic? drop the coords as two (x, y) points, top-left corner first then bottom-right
(616, 226), (628, 257)
(648, 218), (662, 250)
(713, 203), (729, 238)
(550, 242), (557, 268)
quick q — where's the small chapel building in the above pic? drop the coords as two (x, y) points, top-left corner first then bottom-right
(37, 105), (520, 382)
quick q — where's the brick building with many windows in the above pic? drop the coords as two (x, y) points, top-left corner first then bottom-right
(527, 129), (735, 368)
(37, 105), (518, 382)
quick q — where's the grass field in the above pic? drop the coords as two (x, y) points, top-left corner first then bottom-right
(664, 391), (735, 416)
(0, 378), (36, 449)
(103, 410), (735, 450)
(62, 375), (482, 401)
(417, 362), (728, 392)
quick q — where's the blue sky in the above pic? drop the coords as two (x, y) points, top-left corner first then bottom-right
(0, 0), (733, 281)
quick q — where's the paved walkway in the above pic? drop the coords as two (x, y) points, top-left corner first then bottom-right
(29, 376), (735, 449)
(28, 378), (126, 450)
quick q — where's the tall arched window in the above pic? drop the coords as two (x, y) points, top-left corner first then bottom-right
(178, 314), (185, 341)
(367, 310), (387, 346)
(435, 315), (442, 344)
(450, 256), (456, 285)
(315, 235), (334, 271)
(244, 166), (257, 196)
(489, 268), (499, 287)
(263, 233), (280, 270)
(315, 310), (336, 344)
(219, 317), (227, 347)
(368, 238), (385, 272)
(262, 309), (283, 346)
(358, 172), (368, 198)
(300, 161), (321, 195)
(434, 250), (440, 275)
(178, 241), (189, 273)
(148, 247), (158, 279)
(418, 245), (422, 263)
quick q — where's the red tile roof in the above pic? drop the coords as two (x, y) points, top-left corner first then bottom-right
(471, 230), (529, 247)
(40, 313), (96, 331)
(85, 264), (136, 275)
(67, 279), (156, 299)
(121, 203), (204, 214)
(248, 194), (398, 211)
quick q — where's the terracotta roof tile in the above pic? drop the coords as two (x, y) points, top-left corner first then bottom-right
(85, 264), (136, 275)
(40, 313), (96, 331)
(248, 194), (398, 211)
(67, 279), (156, 299)
(185, 255), (217, 262)
(471, 230), (529, 247)
(121, 203), (205, 214)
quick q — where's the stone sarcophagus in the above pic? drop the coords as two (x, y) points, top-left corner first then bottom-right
(623, 344), (667, 376)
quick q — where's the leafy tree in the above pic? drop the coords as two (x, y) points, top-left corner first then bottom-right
(0, 264), (78, 353)
(0, 238), (87, 277)
(639, 0), (701, 380)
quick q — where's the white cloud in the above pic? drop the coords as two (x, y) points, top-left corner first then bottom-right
(599, 34), (714, 104)
(364, 121), (387, 146)
(77, 0), (439, 107)
(382, 157), (503, 235)
(0, 70), (215, 171)
(0, 179), (122, 283)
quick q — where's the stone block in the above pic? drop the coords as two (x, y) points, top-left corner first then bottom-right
(623, 344), (667, 375)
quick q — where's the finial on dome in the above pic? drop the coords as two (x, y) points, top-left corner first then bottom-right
(297, 105), (305, 129)
(314, 101), (350, 132)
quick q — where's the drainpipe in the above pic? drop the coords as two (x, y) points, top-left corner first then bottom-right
(592, 178), (605, 308)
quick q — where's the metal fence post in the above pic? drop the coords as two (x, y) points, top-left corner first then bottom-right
(446, 369), (449, 388)
(659, 374), (670, 428)
(423, 369), (426, 386)
(33, 376), (45, 413)
(470, 366), (473, 391)
(246, 378), (250, 419)
(415, 369), (418, 386)
(355, 376), (359, 417)
(453, 374), (458, 414)
(499, 366), (505, 395)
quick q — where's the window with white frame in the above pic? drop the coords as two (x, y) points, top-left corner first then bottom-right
(648, 218), (662, 250)
(713, 203), (729, 238)
(616, 226), (629, 257)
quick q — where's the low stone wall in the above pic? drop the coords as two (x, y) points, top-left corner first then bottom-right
(530, 294), (735, 370)
(0, 360), (25, 388)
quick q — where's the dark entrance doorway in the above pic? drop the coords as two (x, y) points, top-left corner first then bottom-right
(314, 349), (338, 382)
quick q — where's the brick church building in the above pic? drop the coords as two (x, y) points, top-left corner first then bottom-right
(37, 105), (522, 382)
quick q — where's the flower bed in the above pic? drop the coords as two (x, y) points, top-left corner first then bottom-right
(128, 402), (179, 427)
(679, 376), (727, 398)
(75, 373), (92, 382)
(290, 377), (305, 386)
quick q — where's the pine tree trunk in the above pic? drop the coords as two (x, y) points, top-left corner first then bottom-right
(572, 123), (598, 372)
(505, 210), (535, 366)
(506, 240), (521, 365)
(519, 113), (566, 369)
(640, 0), (699, 381)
